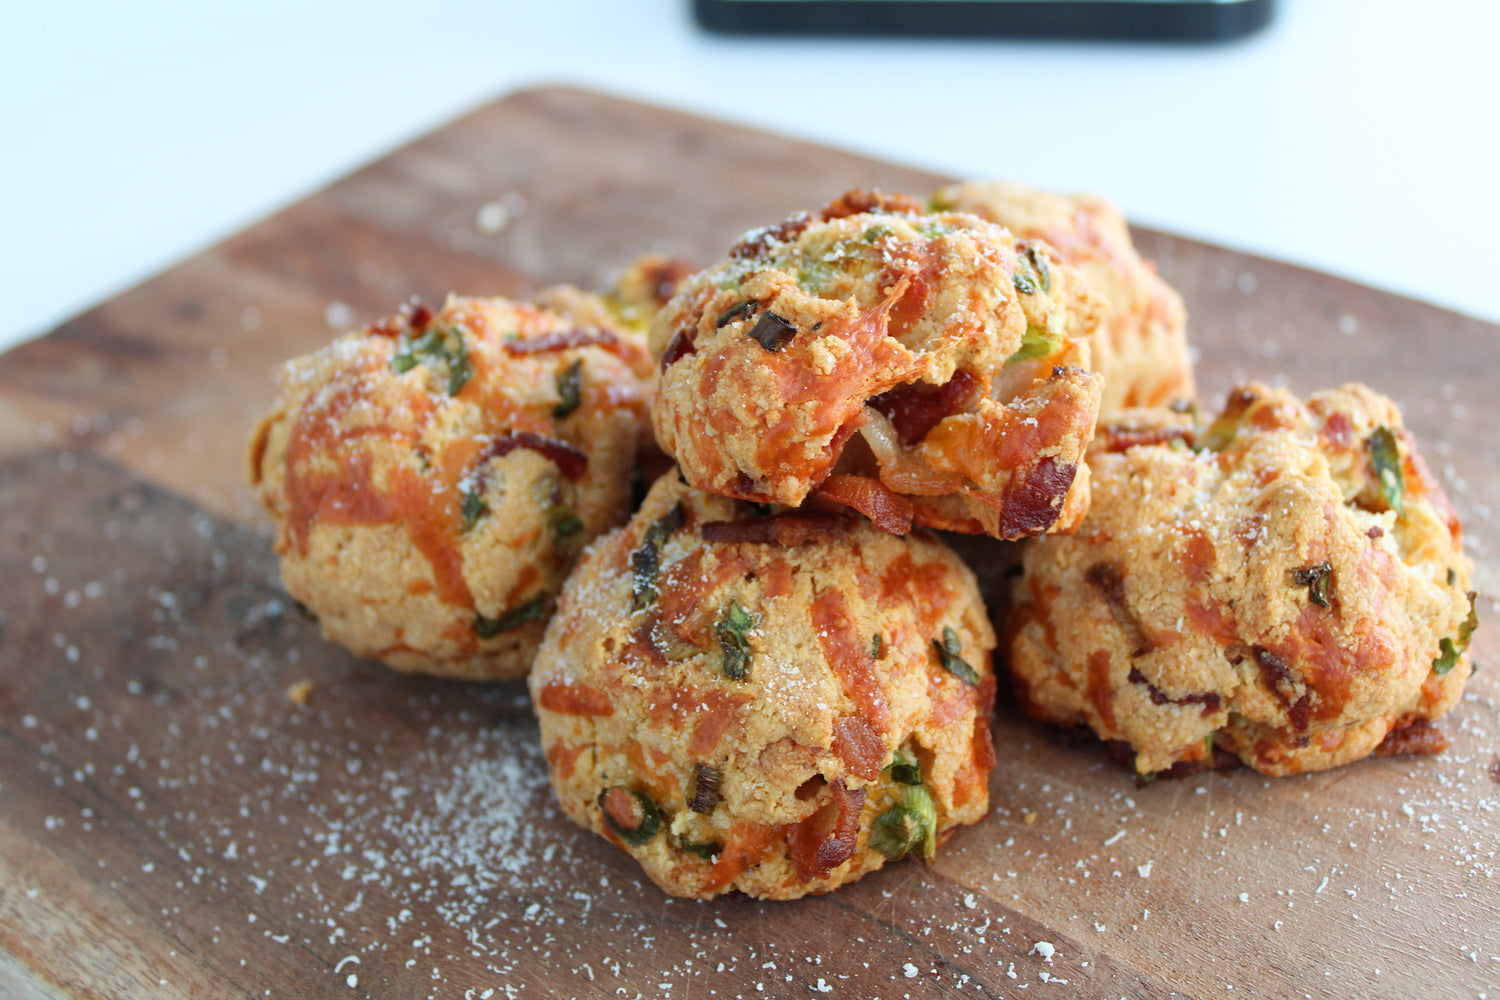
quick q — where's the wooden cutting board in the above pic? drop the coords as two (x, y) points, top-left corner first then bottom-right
(1, 86), (1495, 1000)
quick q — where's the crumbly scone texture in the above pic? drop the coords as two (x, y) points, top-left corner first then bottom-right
(1006, 382), (1476, 777)
(649, 189), (1104, 540)
(247, 295), (651, 680)
(934, 180), (1193, 416)
(530, 473), (998, 899)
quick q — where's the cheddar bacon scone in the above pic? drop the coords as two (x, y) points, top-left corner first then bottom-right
(649, 189), (1105, 539)
(248, 295), (651, 680)
(1006, 383), (1476, 777)
(933, 180), (1193, 415)
(530, 473), (997, 899)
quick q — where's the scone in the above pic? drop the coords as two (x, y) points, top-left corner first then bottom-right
(933, 180), (1193, 415)
(1006, 383), (1476, 777)
(530, 472), (997, 899)
(248, 295), (651, 680)
(649, 189), (1105, 539)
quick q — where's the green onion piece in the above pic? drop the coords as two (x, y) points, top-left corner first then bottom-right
(870, 785), (938, 862)
(861, 224), (892, 244)
(599, 787), (662, 847)
(460, 489), (488, 531)
(630, 502), (685, 612)
(1368, 427), (1405, 515)
(553, 358), (583, 419)
(474, 593), (553, 638)
(715, 300), (756, 328)
(291, 599), (319, 624)
(870, 632), (884, 660)
(1290, 561), (1333, 608)
(678, 837), (723, 861)
(887, 745), (922, 787)
(391, 324), (473, 395)
(1433, 591), (1478, 676)
(1007, 319), (1062, 364)
(716, 600), (755, 681)
(1447, 567), (1458, 587)
(546, 502), (584, 541)
(1196, 412), (1242, 453)
(932, 627), (979, 686)
(748, 312), (797, 352)
(1012, 241), (1052, 295)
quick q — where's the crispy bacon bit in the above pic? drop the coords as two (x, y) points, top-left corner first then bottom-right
(690, 763), (724, 814)
(1252, 645), (1311, 733)
(995, 457), (1078, 539)
(538, 680), (614, 716)
(730, 213), (815, 259)
(812, 475), (914, 536)
(1373, 717), (1450, 758)
(479, 432), (587, 480)
(503, 327), (621, 355)
(869, 371), (979, 446)
(642, 257), (697, 305)
(1126, 667), (1223, 716)
(1085, 562), (1153, 657)
(787, 779), (866, 881)
(1096, 420), (1196, 453)
(407, 300), (434, 330)
(700, 510), (849, 547)
(660, 329), (697, 370)
(821, 189), (925, 220)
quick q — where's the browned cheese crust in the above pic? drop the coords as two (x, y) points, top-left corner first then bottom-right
(529, 473), (998, 899)
(1006, 383), (1476, 777)
(247, 296), (652, 680)
(649, 190), (1105, 540)
(934, 180), (1193, 416)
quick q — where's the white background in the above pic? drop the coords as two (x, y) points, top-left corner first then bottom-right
(4, 0), (1498, 355)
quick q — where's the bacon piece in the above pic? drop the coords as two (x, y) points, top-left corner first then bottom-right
(1126, 667), (1222, 716)
(1373, 716), (1449, 758)
(1096, 420), (1195, 453)
(994, 457), (1078, 538)
(660, 328), (697, 371)
(1252, 645), (1311, 734)
(812, 475), (914, 536)
(869, 371), (981, 447)
(821, 189), (925, 219)
(479, 431), (588, 480)
(1085, 562), (1153, 657)
(787, 779), (866, 881)
(502, 327), (622, 355)
(700, 511), (850, 547)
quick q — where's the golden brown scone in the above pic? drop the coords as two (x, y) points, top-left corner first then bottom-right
(248, 295), (651, 680)
(933, 180), (1192, 415)
(649, 189), (1105, 539)
(1006, 383), (1476, 777)
(530, 472), (997, 899)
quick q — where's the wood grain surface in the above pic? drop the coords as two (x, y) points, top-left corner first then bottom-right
(1, 86), (1496, 1000)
